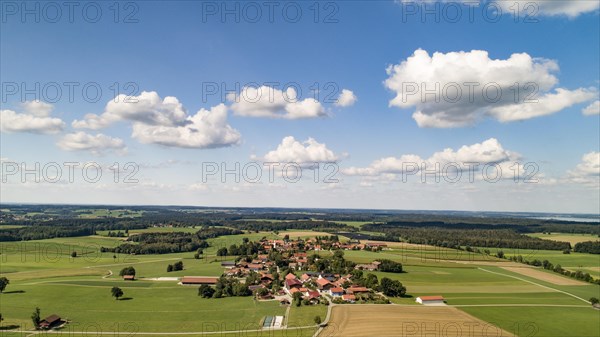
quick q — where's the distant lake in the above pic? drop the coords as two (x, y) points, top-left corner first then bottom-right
(532, 216), (600, 223)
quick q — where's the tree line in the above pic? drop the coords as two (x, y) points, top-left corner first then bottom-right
(363, 225), (572, 251)
(574, 241), (600, 254)
(102, 227), (241, 255)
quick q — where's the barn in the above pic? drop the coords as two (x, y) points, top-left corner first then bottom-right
(416, 295), (445, 305)
(38, 314), (63, 329)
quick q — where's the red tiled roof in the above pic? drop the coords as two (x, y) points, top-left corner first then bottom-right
(260, 273), (273, 280)
(419, 296), (444, 301)
(347, 287), (369, 293)
(330, 287), (344, 293)
(285, 273), (297, 280)
(285, 278), (302, 288)
(342, 294), (356, 301)
(307, 291), (320, 299)
(316, 278), (331, 286)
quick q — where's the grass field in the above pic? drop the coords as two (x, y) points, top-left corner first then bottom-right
(461, 306), (600, 337)
(1, 283), (285, 332)
(482, 246), (600, 278)
(0, 225), (24, 229)
(1, 230), (599, 336)
(286, 305), (327, 328)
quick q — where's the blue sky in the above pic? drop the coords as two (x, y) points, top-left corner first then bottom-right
(1, 1), (599, 213)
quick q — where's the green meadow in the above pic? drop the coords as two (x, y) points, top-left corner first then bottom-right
(1, 229), (599, 336)
(461, 306), (600, 337)
(482, 246), (600, 278)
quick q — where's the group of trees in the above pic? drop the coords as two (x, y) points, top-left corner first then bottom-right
(167, 261), (184, 272)
(379, 277), (407, 297)
(220, 238), (263, 256)
(348, 270), (407, 297)
(350, 270), (379, 289)
(106, 230), (128, 237)
(198, 276), (251, 298)
(0, 277), (9, 293)
(308, 250), (356, 275)
(0, 225), (96, 241)
(375, 259), (403, 273)
(119, 267), (136, 277)
(363, 225), (572, 251)
(574, 241), (600, 254)
(102, 227), (244, 255)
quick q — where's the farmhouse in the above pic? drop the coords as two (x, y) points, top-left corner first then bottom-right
(39, 314), (63, 329)
(123, 275), (135, 281)
(330, 287), (344, 297)
(285, 278), (303, 292)
(416, 295), (445, 305)
(180, 276), (219, 285)
(342, 294), (356, 302)
(346, 287), (370, 294)
(306, 290), (321, 300)
(316, 277), (333, 291)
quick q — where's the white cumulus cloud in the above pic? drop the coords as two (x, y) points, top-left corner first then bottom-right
(72, 92), (241, 149)
(229, 86), (326, 119)
(567, 152), (600, 187)
(1, 101), (65, 134)
(72, 91), (189, 129)
(261, 136), (339, 165)
(343, 138), (519, 176)
(385, 49), (596, 128)
(131, 103), (241, 149)
(335, 89), (357, 107)
(57, 131), (127, 155)
(583, 100), (600, 116)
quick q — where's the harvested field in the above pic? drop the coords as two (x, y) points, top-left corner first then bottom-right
(501, 266), (587, 286)
(320, 305), (514, 337)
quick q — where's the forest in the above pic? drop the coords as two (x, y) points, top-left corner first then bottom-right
(362, 224), (572, 251)
(102, 227), (242, 255)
